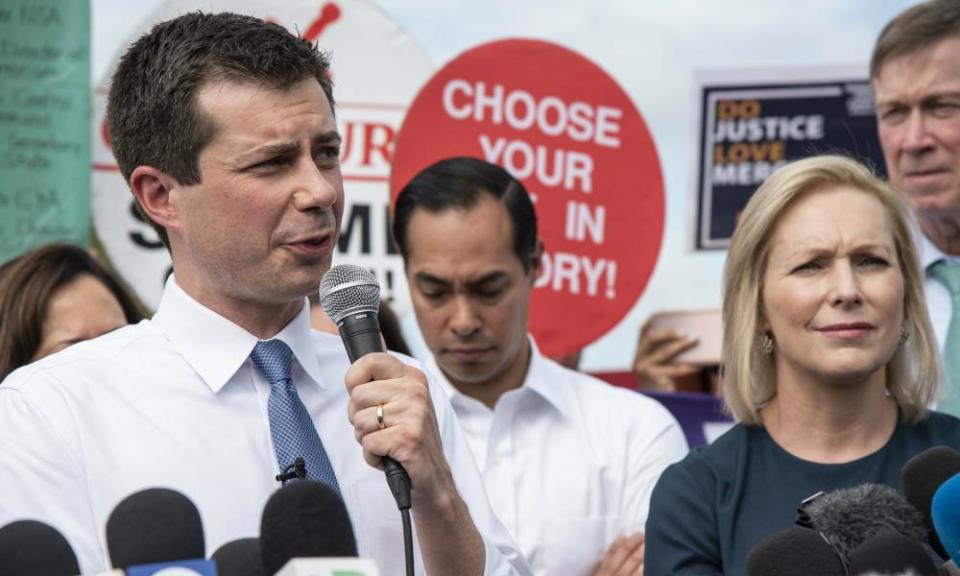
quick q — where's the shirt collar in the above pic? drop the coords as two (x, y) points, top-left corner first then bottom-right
(153, 276), (325, 393)
(918, 228), (946, 272)
(523, 337), (576, 419)
(426, 335), (575, 419)
(916, 226), (960, 271)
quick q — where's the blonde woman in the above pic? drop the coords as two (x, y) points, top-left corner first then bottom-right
(644, 155), (959, 575)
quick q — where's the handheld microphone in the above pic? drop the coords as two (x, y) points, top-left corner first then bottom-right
(318, 264), (411, 512)
(259, 480), (357, 576)
(847, 531), (938, 576)
(0, 519), (80, 576)
(105, 487), (207, 569)
(211, 538), (264, 576)
(745, 525), (846, 575)
(798, 484), (928, 560)
(932, 472), (960, 564)
(902, 445), (960, 559)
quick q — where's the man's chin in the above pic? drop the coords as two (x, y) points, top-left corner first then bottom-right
(908, 192), (960, 217)
(438, 363), (498, 387)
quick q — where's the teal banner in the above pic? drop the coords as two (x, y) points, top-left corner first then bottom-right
(0, 0), (91, 262)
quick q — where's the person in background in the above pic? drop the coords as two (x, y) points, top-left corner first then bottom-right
(0, 243), (144, 381)
(632, 322), (702, 392)
(635, 1), (960, 399)
(872, 0), (960, 415)
(393, 156), (688, 576)
(632, 312), (722, 395)
(643, 155), (960, 575)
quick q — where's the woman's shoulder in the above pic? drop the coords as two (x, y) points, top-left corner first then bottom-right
(903, 410), (960, 446)
(658, 422), (753, 489)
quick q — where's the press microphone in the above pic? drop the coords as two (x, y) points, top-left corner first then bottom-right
(903, 446), (960, 559)
(259, 480), (358, 576)
(745, 525), (846, 575)
(847, 532), (938, 575)
(798, 484), (929, 560)
(932, 472), (960, 564)
(318, 264), (411, 512)
(211, 538), (264, 576)
(943, 559), (960, 576)
(106, 487), (216, 574)
(0, 519), (80, 576)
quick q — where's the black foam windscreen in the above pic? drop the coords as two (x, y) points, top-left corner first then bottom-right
(260, 480), (357, 576)
(0, 519), (80, 576)
(746, 526), (846, 576)
(212, 538), (265, 576)
(847, 532), (938, 575)
(106, 487), (206, 569)
(902, 445), (960, 559)
(801, 484), (928, 559)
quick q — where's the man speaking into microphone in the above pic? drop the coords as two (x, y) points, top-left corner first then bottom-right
(0, 12), (527, 576)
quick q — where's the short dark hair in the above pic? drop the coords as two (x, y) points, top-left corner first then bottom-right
(871, 0), (960, 79)
(0, 243), (146, 381)
(107, 11), (334, 249)
(392, 157), (538, 272)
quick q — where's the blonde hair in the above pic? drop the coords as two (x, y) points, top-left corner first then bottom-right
(721, 155), (940, 425)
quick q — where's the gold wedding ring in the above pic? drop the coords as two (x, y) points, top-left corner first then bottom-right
(376, 403), (385, 431)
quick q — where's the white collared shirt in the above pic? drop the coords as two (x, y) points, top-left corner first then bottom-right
(919, 231), (957, 350)
(428, 338), (688, 576)
(0, 277), (530, 576)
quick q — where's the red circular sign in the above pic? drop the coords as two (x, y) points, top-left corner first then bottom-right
(390, 39), (664, 357)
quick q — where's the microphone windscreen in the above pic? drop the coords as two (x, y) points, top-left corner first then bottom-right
(803, 483), (928, 558)
(847, 531), (938, 575)
(212, 538), (265, 576)
(0, 519), (80, 576)
(106, 487), (206, 569)
(746, 526), (845, 576)
(902, 445), (960, 559)
(260, 480), (358, 576)
(933, 472), (960, 563)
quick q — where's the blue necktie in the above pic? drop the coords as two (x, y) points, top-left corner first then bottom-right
(932, 260), (960, 417)
(250, 340), (341, 493)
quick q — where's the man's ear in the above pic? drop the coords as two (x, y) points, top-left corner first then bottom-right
(129, 166), (182, 232)
(528, 239), (545, 286)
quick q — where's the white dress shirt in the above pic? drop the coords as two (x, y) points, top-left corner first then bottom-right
(0, 277), (530, 576)
(427, 338), (689, 575)
(919, 232), (956, 350)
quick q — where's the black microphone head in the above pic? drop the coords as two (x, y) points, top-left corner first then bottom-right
(0, 519), (80, 576)
(212, 538), (265, 576)
(746, 526), (846, 576)
(802, 483), (928, 559)
(260, 480), (358, 576)
(847, 532), (938, 576)
(902, 445), (960, 559)
(106, 487), (205, 569)
(318, 264), (380, 323)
